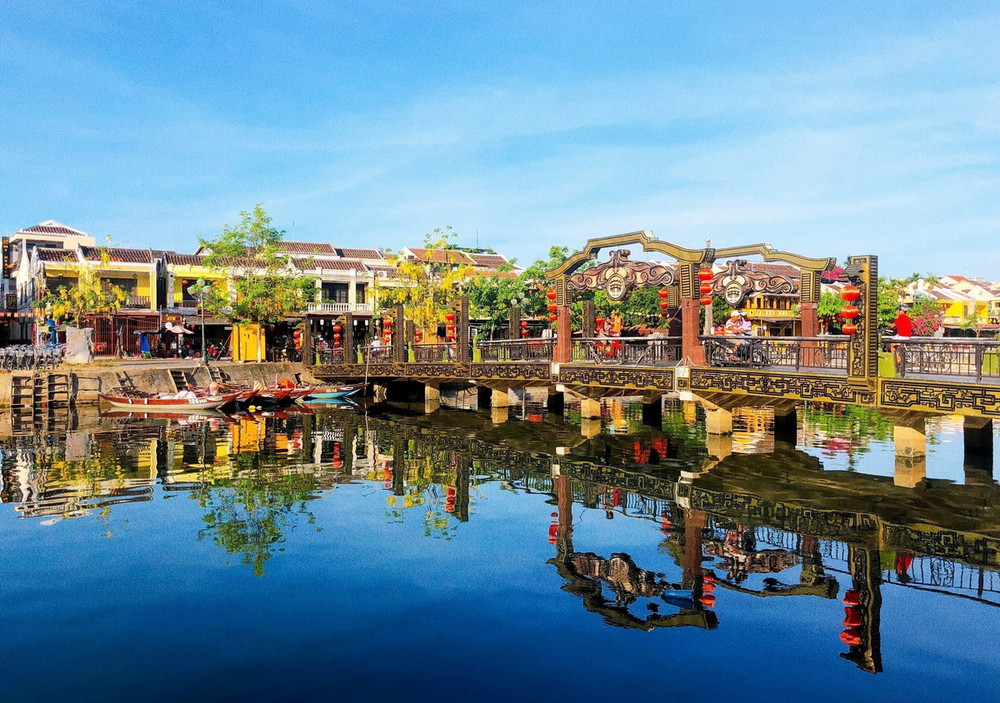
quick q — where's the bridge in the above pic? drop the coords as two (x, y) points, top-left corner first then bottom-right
(309, 231), (1000, 477)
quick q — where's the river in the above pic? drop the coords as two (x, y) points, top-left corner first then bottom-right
(0, 399), (997, 701)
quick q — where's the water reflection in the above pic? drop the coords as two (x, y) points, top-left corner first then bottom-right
(0, 400), (997, 679)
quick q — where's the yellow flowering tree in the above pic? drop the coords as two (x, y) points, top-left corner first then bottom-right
(35, 248), (128, 325)
(380, 227), (473, 333)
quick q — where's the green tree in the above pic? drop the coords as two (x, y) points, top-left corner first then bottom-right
(198, 204), (316, 325)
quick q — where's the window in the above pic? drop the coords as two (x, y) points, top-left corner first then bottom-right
(102, 277), (137, 294)
(322, 282), (349, 303)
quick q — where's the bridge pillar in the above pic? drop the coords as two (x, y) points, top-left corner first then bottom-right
(964, 417), (994, 483)
(554, 305), (572, 363)
(580, 397), (601, 420)
(373, 383), (388, 403)
(581, 417), (602, 438)
(705, 407), (732, 435)
(705, 433), (733, 462)
(773, 406), (798, 445)
(491, 406), (509, 424)
(491, 387), (509, 408)
(642, 396), (662, 428)
(893, 418), (926, 487)
(424, 382), (440, 414)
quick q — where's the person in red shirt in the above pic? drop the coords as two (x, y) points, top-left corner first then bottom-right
(893, 305), (913, 338)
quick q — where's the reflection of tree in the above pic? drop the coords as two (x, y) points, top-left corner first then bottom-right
(195, 454), (320, 577)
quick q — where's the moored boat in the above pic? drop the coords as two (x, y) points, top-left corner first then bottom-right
(98, 390), (238, 412)
(304, 382), (367, 400)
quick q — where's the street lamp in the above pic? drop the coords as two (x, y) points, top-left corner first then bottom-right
(186, 278), (211, 362)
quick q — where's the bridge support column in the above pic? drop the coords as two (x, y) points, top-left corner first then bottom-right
(554, 306), (572, 363)
(705, 407), (732, 435)
(964, 417), (994, 484)
(893, 418), (926, 488)
(491, 406), (509, 424)
(424, 382), (440, 414)
(491, 388), (509, 408)
(581, 417), (602, 438)
(373, 383), (388, 403)
(706, 433), (733, 462)
(580, 397), (601, 420)
(773, 406), (798, 445)
(642, 396), (662, 428)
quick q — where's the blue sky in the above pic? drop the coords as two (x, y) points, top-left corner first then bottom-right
(2, 1), (998, 277)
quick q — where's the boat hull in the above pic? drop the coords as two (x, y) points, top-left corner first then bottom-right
(98, 392), (237, 412)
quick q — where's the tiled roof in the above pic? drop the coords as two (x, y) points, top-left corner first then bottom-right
(16, 220), (88, 237)
(81, 247), (152, 264)
(37, 248), (75, 263)
(335, 247), (383, 260)
(276, 241), (336, 255)
(470, 253), (508, 268)
(468, 268), (519, 279)
(305, 260), (367, 272)
(403, 247), (476, 265)
(165, 253), (207, 266)
(366, 264), (398, 276)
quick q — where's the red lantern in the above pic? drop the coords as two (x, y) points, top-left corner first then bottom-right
(595, 316), (605, 327)
(660, 311), (669, 318)
(840, 304), (859, 320)
(383, 316), (393, 327)
(547, 303), (557, 312)
(700, 282), (713, 295)
(700, 295), (713, 306)
(698, 267), (713, 281)
(659, 300), (669, 309)
(842, 322), (858, 335)
(840, 284), (860, 303)
(332, 323), (342, 333)
(445, 311), (457, 322)
(658, 288), (668, 298)
(548, 313), (557, 322)
(447, 333), (456, 341)
(333, 332), (341, 341)
(333, 340), (341, 349)
(520, 320), (528, 329)
(546, 289), (557, 301)
(521, 329), (528, 338)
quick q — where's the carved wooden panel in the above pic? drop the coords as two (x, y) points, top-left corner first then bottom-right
(881, 379), (1000, 417)
(689, 368), (874, 404)
(566, 249), (676, 301)
(557, 364), (675, 390)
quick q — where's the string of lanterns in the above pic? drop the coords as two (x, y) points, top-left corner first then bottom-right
(698, 267), (714, 306)
(546, 288), (557, 323)
(839, 284), (860, 335)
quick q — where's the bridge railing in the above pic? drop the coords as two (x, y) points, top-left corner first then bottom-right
(702, 335), (849, 372)
(572, 336), (682, 366)
(411, 342), (458, 363)
(478, 339), (554, 362)
(315, 348), (349, 365)
(890, 337), (1000, 383)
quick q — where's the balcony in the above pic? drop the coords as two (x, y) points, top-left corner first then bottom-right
(121, 295), (151, 310)
(306, 302), (373, 315)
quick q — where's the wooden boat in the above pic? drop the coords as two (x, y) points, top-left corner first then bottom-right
(98, 390), (238, 412)
(304, 382), (367, 400)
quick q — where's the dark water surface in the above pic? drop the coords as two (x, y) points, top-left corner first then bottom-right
(1, 401), (998, 702)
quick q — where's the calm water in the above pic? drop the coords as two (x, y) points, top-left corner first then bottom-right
(1, 399), (998, 702)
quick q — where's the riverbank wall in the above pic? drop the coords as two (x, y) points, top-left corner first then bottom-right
(0, 361), (321, 407)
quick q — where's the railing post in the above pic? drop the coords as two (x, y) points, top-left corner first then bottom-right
(393, 304), (406, 363)
(581, 300), (595, 338)
(458, 296), (470, 363)
(343, 312), (354, 364)
(508, 307), (520, 341)
(976, 344), (984, 383)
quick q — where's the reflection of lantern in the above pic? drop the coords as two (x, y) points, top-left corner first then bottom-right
(842, 322), (858, 335)
(842, 607), (862, 628)
(659, 300), (669, 309)
(698, 267), (713, 281)
(445, 311), (456, 322)
(546, 289), (557, 301)
(700, 282), (713, 294)
(332, 441), (343, 469)
(658, 288), (668, 298)
(700, 295), (713, 306)
(842, 590), (860, 606)
(840, 630), (861, 647)
(548, 313), (557, 322)
(840, 304), (859, 320)
(840, 284), (860, 302)
(699, 594), (716, 607)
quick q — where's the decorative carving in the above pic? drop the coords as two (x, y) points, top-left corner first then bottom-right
(881, 380), (1000, 417)
(558, 364), (675, 390)
(688, 368), (875, 404)
(846, 256), (879, 387)
(567, 249), (675, 302)
(710, 259), (797, 309)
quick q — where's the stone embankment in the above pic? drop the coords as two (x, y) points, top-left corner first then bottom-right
(0, 360), (321, 407)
